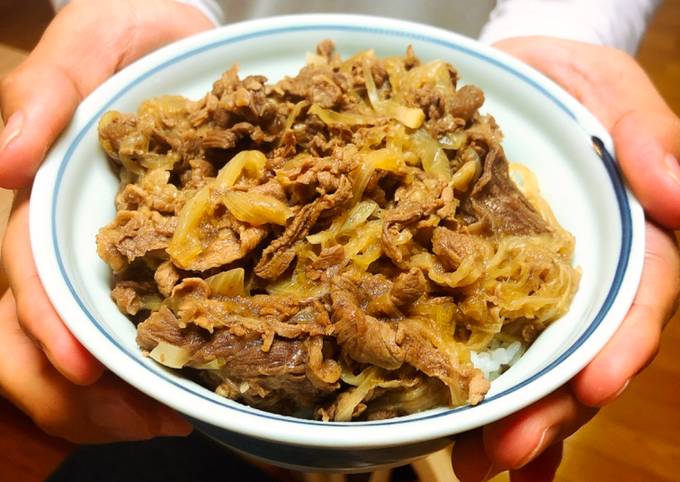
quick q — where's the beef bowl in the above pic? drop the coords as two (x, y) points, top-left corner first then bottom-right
(30, 15), (644, 472)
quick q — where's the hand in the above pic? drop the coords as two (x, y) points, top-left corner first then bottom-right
(0, 0), (213, 442)
(451, 37), (680, 481)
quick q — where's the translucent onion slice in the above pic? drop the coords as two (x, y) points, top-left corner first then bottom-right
(451, 159), (481, 192)
(308, 104), (379, 126)
(149, 341), (192, 369)
(353, 148), (402, 201)
(167, 186), (210, 267)
(205, 267), (246, 297)
(339, 200), (379, 235)
(410, 129), (451, 181)
(215, 150), (267, 188)
(190, 358), (225, 370)
(363, 57), (424, 129)
(222, 191), (293, 226)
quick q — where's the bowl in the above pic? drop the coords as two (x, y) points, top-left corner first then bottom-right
(30, 14), (645, 472)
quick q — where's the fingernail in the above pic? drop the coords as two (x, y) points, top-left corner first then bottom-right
(664, 153), (680, 186)
(0, 111), (23, 154)
(515, 425), (560, 469)
(600, 378), (631, 406)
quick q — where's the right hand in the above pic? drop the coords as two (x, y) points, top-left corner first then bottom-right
(0, 0), (214, 443)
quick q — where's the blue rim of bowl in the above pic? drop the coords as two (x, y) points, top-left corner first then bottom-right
(51, 23), (631, 427)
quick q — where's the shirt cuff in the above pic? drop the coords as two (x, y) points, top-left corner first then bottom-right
(176, 0), (226, 26)
(479, 0), (660, 54)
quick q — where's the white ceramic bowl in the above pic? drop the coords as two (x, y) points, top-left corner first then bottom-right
(30, 14), (644, 471)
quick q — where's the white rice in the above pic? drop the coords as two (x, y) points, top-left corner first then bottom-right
(471, 340), (524, 380)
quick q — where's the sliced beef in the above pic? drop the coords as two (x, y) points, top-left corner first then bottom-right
(381, 197), (443, 267)
(448, 85), (485, 123)
(432, 228), (488, 271)
(178, 211), (267, 272)
(306, 245), (345, 281)
(276, 63), (350, 109)
(254, 176), (352, 279)
(390, 268), (427, 308)
(154, 260), (181, 297)
(461, 145), (549, 235)
(330, 272), (488, 405)
(331, 275), (403, 370)
(97, 210), (176, 272)
(137, 294), (337, 414)
(115, 169), (179, 214)
(110, 280), (158, 316)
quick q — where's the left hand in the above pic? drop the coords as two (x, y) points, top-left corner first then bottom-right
(451, 37), (680, 482)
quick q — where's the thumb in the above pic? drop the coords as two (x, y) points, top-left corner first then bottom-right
(0, 0), (214, 189)
(612, 110), (680, 228)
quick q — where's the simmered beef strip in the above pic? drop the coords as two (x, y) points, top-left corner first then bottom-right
(137, 304), (338, 414)
(461, 145), (549, 235)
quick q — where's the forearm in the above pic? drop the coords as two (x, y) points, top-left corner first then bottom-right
(480, 0), (661, 54)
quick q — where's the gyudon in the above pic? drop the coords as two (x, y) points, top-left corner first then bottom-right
(96, 41), (579, 421)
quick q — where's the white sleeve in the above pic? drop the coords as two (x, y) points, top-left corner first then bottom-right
(176, 0), (226, 25)
(479, 0), (661, 54)
(50, 0), (226, 26)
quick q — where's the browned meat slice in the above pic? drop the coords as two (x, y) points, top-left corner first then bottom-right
(98, 111), (137, 161)
(461, 145), (549, 235)
(110, 280), (158, 316)
(315, 39), (336, 60)
(432, 228), (488, 271)
(97, 210), (176, 272)
(330, 272), (488, 405)
(201, 129), (238, 150)
(154, 260), (181, 297)
(136, 306), (209, 353)
(210, 66), (283, 129)
(192, 225), (266, 272)
(390, 268), (427, 308)
(449, 85), (485, 123)
(254, 176), (352, 279)
(366, 268), (427, 318)
(275, 147), (358, 204)
(305, 336), (341, 390)
(137, 297), (337, 414)
(167, 278), (333, 337)
(306, 245), (345, 281)
(177, 212), (267, 272)
(115, 171), (179, 214)
(277, 64), (348, 109)
(381, 198), (442, 267)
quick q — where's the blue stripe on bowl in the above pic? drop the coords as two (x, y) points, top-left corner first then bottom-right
(52, 24), (632, 427)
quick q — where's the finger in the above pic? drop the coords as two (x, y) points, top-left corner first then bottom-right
(571, 223), (680, 406)
(612, 110), (680, 228)
(0, 290), (192, 443)
(451, 429), (493, 482)
(509, 442), (563, 482)
(492, 38), (670, 130)
(0, 0), (214, 188)
(3, 190), (104, 385)
(452, 387), (596, 481)
(494, 37), (680, 228)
